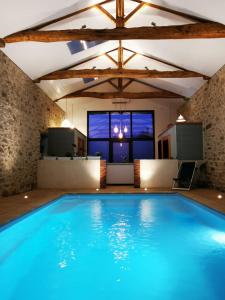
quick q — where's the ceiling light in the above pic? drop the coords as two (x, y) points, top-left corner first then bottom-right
(24, 195), (28, 199)
(176, 114), (186, 123)
(123, 125), (128, 133)
(118, 130), (123, 139)
(217, 194), (223, 199)
(61, 119), (72, 128)
(114, 125), (119, 134)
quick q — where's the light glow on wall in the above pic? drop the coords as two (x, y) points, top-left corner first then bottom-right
(140, 160), (179, 188)
(61, 119), (72, 128)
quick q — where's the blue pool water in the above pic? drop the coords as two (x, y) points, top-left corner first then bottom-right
(0, 194), (225, 300)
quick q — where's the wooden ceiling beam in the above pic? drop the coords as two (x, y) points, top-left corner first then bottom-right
(122, 79), (134, 90)
(130, 0), (213, 23)
(96, 4), (116, 23)
(2, 23), (225, 46)
(131, 78), (185, 98)
(55, 91), (183, 101)
(123, 53), (137, 65)
(37, 68), (206, 81)
(116, 0), (125, 27)
(0, 38), (5, 47)
(71, 78), (111, 94)
(124, 3), (145, 23)
(118, 40), (123, 68)
(123, 47), (210, 79)
(108, 79), (119, 90)
(105, 53), (118, 66)
(118, 78), (123, 91)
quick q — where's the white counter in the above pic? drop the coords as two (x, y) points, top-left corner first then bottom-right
(107, 163), (134, 185)
(37, 159), (100, 189)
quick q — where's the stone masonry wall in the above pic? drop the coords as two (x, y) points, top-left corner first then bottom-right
(0, 50), (64, 196)
(179, 64), (225, 191)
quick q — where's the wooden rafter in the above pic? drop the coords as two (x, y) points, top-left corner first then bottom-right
(108, 79), (119, 90)
(116, 0), (125, 27)
(96, 4), (116, 23)
(132, 78), (173, 94)
(132, 78), (164, 90)
(129, 78), (185, 98)
(118, 78), (123, 91)
(124, 3), (145, 23)
(130, 0), (213, 23)
(105, 53), (118, 66)
(34, 48), (118, 82)
(122, 79), (134, 90)
(123, 53), (137, 65)
(123, 47), (210, 79)
(38, 68), (206, 80)
(118, 40), (123, 68)
(55, 91), (182, 100)
(19, 0), (114, 32)
(71, 78), (111, 94)
(2, 23), (225, 46)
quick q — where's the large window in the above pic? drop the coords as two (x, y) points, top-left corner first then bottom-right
(87, 111), (155, 162)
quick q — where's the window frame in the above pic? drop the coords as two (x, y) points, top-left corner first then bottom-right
(87, 110), (155, 162)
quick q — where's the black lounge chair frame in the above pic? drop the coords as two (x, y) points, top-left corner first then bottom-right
(172, 161), (197, 191)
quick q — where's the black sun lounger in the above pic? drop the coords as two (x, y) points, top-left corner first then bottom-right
(172, 161), (197, 191)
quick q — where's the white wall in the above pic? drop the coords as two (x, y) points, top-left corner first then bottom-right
(140, 159), (178, 188)
(58, 85), (183, 158)
(107, 164), (134, 184)
(37, 160), (100, 189)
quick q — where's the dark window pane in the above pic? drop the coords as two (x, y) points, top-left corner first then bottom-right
(88, 141), (109, 161)
(113, 142), (129, 163)
(88, 113), (109, 138)
(133, 141), (154, 159)
(111, 112), (131, 138)
(132, 112), (154, 138)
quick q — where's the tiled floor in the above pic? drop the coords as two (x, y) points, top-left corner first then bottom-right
(0, 187), (224, 226)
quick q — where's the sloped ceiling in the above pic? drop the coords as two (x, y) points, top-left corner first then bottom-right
(0, 0), (225, 102)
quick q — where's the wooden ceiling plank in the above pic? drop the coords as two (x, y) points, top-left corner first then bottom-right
(3, 23), (225, 46)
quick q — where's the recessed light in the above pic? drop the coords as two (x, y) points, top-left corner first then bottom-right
(217, 194), (223, 199)
(24, 195), (28, 199)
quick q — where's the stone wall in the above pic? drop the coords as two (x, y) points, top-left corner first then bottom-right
(179, 64), (225, 191)
(0, 50), (64, 196)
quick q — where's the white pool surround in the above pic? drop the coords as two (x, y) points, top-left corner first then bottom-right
(37, 158), (100, 189)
